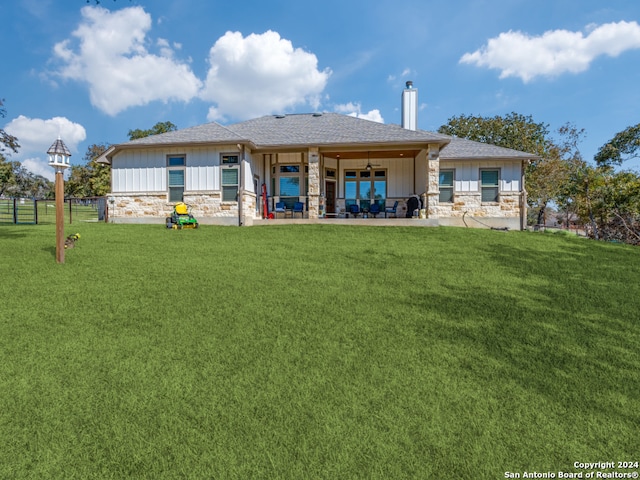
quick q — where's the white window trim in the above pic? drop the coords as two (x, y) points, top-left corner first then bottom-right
(167, 155), (186, 203)
(439, 168), (455, 204)
(220, 152), (240, 202)
(480, 168), (500, 204)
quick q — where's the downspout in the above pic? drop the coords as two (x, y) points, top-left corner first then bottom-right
(263, 154), (267, 218)
(238, 144), (245, 226)
(521, 160), (528, 231)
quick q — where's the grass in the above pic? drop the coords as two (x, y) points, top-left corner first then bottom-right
(0, 224), (638, 479)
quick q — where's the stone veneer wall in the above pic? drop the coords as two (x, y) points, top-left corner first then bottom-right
(431, 192), (521, 218)
(109, 192), (259, 221)
(307, 149), (320, 218)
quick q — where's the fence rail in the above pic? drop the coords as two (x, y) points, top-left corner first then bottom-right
(0, 197), (108, 225)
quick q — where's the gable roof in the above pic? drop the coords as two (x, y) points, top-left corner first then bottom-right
(226, 113), (451, 148)
(439, 136), (538, 160)
(97, 112), (537, 164)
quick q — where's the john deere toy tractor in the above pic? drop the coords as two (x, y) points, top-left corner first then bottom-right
(166, 203), (199, 229)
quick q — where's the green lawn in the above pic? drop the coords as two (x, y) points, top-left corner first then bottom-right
(0, 224), (638, 479)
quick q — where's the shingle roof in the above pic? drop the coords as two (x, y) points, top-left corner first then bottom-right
(125, 122), (246, 145)
(439, 136), (537, 160)
(47, 138), (72, 156)
(226, 113), (451, 147)
(105, 113), (536, 162)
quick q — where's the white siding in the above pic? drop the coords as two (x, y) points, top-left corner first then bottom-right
(111, 145), (252, 193)
(337, 157), (416, 198)
(445, 160), (521, 193)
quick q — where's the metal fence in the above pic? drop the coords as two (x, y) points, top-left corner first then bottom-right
(0, 197), (108, 225)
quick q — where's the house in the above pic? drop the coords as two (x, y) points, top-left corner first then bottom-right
(98, 83), (536, 229)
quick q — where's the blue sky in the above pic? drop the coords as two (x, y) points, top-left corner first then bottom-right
(2, 0), (640, 180)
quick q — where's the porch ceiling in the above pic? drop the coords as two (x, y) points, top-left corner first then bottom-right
(321, 149), (421, 160)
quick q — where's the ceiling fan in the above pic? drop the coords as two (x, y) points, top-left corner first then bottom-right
(365, 151), (381, 171)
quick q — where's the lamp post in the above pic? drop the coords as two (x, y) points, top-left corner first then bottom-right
(47, 137), (71, 264)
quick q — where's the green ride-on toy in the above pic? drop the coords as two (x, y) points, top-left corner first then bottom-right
(166, 202), (199, 229)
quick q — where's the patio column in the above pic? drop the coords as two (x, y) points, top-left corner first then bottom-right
(308, 147), (320, 219)
(425, 145), (440, 218)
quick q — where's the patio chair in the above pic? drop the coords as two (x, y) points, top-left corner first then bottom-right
(368, 203), (381, 218)
(275, 201), (287, 218)
(348, 204), (360, 218)
(384, 200), (398, 218)
(293, 201), (304, 218)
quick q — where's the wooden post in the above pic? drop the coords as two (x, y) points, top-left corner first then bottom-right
(55, 169), (65, 264)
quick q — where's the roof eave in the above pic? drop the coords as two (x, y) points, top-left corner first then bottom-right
(98, 140), (257, 163)
(253, 138), (450, 152)
(440, 155), (540, 161)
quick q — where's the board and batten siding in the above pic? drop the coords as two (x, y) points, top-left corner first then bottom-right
(337, 156), (417, 198)
(111, 146), (252, 193)
(441, 160), (521, 193)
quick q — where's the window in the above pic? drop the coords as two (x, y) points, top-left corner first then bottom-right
(279, 177), (300, 196)
(345, 169), (386, 209)
(373, 170), (387, 210)
(222, 154), (239, 165)
(222, 168), (238, 201)
(439, 170), (454, 203)
(278, 164), (301, 208)
(220, 153), (239, 202)
(167, 155), (185, 202)
(481, 169), (500, 203)
(345, 171), (357, 209)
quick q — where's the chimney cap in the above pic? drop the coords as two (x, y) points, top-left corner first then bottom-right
(405, 80), (413, 89)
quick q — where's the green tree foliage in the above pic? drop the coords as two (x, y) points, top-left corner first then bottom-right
(0, 155), (20, 197)
(438, 113), (578, 224)
(128, 121), (177, 141)
(0, 98), (41, 197)
(438, 112), (551, 157)
(565, 166), (640, 244)
(0, 158), (53, 198)
(0, 99), (20, 155)
(594, 123), (640, 167)
(65, 143), (111, 197)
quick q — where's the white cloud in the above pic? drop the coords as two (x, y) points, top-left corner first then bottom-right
(201, 30), (331, 121)
(460, 21), (640, 82)
(52, 6), (202, 116)
(4, 116), (86, 180)
(5, 116), (86, 154)
(335, 102), (384, 123)
(21, 158), (55, 181)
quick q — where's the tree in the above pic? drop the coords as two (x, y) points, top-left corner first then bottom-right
(65, 143), (111, 197)
(1, 159), (53, 198)
(438, 113), (580, 225)
(86, 144), (111, 196)
(438, 112), (552, 158)
(0, 155), (19, 197)
(128, 121), (177, 141)
(0, 99), (20, 155)
(594, 123), (640, 167)
(1, 99), (22, 196)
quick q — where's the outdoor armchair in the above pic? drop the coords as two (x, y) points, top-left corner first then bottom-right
(384, 200), (398, 218)
(275, 201), (287, 218)
(349, 204), (360, 218)
(369, 203), (381, 218)
(293, 202), (305, 218)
